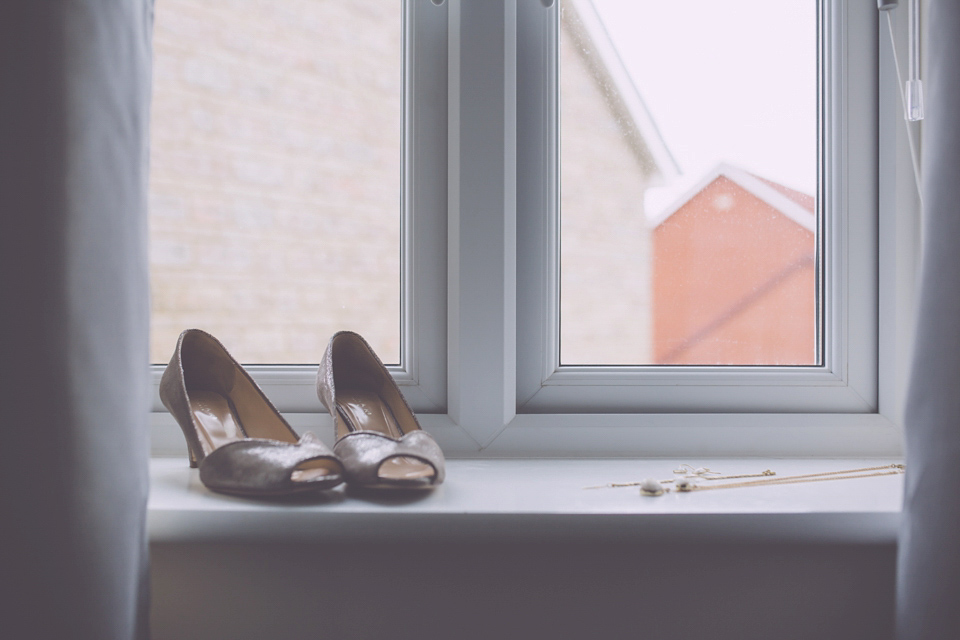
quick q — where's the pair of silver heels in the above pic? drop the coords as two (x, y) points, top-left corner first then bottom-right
(160, 329), (445, 497)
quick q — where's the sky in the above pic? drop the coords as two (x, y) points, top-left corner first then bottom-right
(588, 0), (817, 219)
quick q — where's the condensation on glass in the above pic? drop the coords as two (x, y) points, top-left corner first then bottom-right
(149, 1), (401, 365)
(559, 0), (818, 366)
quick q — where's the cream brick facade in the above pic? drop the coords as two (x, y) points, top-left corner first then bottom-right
(559, 0), (653, 364)
(150, 0), (403, 364)
(149, 0), (658, 365)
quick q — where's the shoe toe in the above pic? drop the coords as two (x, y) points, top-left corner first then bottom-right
(199, 438), (344, 496)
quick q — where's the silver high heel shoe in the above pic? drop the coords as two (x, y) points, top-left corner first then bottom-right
(160, 329), (344, 497)
(317, 331), (445, 490)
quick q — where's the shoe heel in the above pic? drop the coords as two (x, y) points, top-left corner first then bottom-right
(187, 446), (199, 469)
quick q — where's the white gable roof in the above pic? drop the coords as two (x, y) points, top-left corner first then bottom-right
(566, 0), (680, 186)
(647, 162), (817, 232)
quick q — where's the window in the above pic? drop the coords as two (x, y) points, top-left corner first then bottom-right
(509, 0), (912, 456)
(152, 0), (916, 459)
(149, 1), (405, 365)
(149, 0), (447, 414)
(558, 0), (818, 368)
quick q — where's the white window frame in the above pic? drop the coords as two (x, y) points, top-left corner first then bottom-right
(438, 0), (915, 457)
(151, 0), (919, 460)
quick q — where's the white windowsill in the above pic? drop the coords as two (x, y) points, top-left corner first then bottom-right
(149, 457), (903, 545)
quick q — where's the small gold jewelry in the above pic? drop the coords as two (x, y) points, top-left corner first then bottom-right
(673, 464), (721, 477)
(670, 464), (905, 494)
(585, 464), (776, 490)
(585, 465), (721, 490)
(585, 463), (904, 493)
(584, 480), (650, 490)
(638, 478), (665, 497)
(661, 469), (775, 484)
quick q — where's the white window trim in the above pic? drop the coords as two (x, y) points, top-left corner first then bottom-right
(151, 0), (919, 460)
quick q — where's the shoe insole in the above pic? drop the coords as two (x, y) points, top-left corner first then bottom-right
(189, 390), (335, 482)
(189, 390), (245, 452)
(337, 389), (435, 482)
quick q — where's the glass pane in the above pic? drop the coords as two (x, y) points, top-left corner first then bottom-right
(149, 1), (402, 365)
(559, 0), (817, 366)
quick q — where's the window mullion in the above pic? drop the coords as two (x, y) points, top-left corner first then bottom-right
(447, 0), (518, 446)
(397, 0), (451, 412)
(516, 0), (558, 406)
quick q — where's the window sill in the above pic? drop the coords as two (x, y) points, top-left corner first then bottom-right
(148, 457), (903, 544)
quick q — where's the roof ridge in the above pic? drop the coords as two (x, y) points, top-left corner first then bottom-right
(648, 162), (816, 232)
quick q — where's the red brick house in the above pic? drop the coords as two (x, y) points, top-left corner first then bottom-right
(651, 163), (816, 365)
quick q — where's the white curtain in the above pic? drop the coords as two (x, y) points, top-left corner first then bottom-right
(0, 1), (153, 638)
(897, 1), (960, 638)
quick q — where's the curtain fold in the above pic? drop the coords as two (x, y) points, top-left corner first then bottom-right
(0, 1), (153, 638)
(897, 1), (960, 638)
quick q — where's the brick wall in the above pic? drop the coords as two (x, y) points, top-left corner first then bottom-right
(149, 0), (402, 364)
(652, 176), (816, 365)
(149, 0), (656, 366)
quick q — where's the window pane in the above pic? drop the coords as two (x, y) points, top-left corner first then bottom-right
(559, 0), (817, 366)
(149, 1), (402, 365)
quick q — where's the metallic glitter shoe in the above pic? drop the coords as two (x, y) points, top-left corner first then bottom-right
(160, 329), (344, 497)
(317, 331), (445, 490)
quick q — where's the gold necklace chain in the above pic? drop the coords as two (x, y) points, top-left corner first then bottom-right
(585, 463), (905, 493)
(663, 470), (776, 483)
(673, 464), (905, 493)
(585, 468), (777, 490)
(586, 470), (776, 490)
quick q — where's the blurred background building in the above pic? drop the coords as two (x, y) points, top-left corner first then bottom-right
(148, 0), (817, 367)
(651, 164), (816, 365)
(558, 0), (675, 365)
(150, 1), (402, 364)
